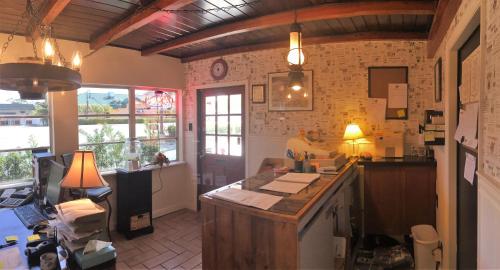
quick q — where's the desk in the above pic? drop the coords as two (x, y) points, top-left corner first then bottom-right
(200, 160), (359, 269)
(0, 208), (33, 269)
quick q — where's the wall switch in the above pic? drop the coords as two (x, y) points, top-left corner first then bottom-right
(188, 123), (193, 131)
(333, 236), (346, 259)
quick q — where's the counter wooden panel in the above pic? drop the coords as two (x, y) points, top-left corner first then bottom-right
(200, 160), (358, 270)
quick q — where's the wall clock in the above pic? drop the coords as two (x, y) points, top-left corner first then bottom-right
(210, 59), (228, 80)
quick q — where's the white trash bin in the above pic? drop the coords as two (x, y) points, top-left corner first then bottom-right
(412, 225), (439, 270)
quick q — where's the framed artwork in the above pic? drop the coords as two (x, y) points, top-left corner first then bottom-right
(434, 57), (442, 102)
(251, 84), (265, 103)
(268, 70), (313, 111)
(368, 66), (408, 120)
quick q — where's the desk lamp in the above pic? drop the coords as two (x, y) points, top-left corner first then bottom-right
(343, 123), (365, 157)
(60, 150), (105, 197)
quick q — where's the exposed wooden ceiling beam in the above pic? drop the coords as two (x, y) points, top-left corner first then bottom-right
(427, 0), (462, 58)
(89, 0), (195, 51)
(27, 0), (71, 40)
(181, 31), (429, 63)
(143, 1), (436, 56)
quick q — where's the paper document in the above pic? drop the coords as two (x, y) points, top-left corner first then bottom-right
(464, 153), (476, 185)
(275, 173), (320, 184)
(259, 180), (308, 194)
(367, 98), (386, 127)
(454, 102), (479, 148)
(212, 188), (282, 210)
(388, 83), (408, 108)
(0, 246), (23, 270)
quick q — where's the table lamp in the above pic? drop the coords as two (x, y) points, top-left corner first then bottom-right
(60, 150), (106, 195)
(343, 123), (364, 157)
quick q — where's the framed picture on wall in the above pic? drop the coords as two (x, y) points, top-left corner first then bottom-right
(434, 57), (442, 102)
(268, 70), (313, 111)
(251, 84), (265, 103)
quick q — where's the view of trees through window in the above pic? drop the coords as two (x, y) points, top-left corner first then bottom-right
(0, 90), (50, 184)
(78, 87), (177, 171)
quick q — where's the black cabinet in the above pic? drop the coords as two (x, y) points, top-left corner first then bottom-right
(116, 169), (154, 239)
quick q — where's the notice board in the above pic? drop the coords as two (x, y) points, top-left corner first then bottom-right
(368, 66), (408, 120)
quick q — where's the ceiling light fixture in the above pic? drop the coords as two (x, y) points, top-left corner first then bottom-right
(287, 10), (305, 94)
(0, 0), (82, 100)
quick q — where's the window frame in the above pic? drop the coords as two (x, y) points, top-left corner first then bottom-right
(77, 86), (180, 172)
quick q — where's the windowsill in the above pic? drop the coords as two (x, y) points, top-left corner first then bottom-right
(100, 160), (186, 177)
(0, 180), (33, 190)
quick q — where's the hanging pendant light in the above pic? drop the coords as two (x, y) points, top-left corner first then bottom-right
(286, 9), (305, 93)
(0, 0), (82, 99)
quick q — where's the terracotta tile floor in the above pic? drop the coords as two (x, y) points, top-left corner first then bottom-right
(113, 209), (202, 270)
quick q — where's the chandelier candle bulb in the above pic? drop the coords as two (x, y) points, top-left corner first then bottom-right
(43, 38), (55, 64)
(72, 51), (82, 71)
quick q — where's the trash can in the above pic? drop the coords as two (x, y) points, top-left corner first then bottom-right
(412, 225), (439, 270)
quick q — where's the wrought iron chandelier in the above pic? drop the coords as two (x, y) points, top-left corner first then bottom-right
(0, 0), (82, 99)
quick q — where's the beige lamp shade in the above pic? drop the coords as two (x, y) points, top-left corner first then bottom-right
(343, 123), (364, 141)
(60, 150), (105, 189)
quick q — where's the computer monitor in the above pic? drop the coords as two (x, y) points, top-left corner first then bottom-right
(45, 160), (65, 207)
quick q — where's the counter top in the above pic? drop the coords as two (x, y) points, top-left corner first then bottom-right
(200, 160), (357, 223)
(358, 156), (436, 166)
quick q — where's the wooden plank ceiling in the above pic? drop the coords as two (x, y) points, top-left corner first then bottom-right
(0, 0), (438, 62)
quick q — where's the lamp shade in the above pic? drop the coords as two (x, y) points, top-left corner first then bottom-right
(343, 124), (364, 141)
(60, 150), (105, 189)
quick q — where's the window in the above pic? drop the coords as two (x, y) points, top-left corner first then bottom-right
(78, 87), (178, 171)
(0, 90), (50, 185)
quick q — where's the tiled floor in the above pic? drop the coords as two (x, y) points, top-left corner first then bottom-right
(113, 209), (202, 270)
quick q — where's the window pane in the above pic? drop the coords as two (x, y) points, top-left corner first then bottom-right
(78, 87), (129, 115)
(81, 143), (125, 171)
(0, 117), (50, 149)
(205, 135), (216, 154)
(217, 136), (228, 155)
(0, 150), (35, 182)
(230, 137), (242, 156)
(205, 96), (216, 115)
(217, 95), (228, 114)
(229, 116), (241, 135)
(205, 116), (215, 134)
(135, 90), (176, 114)
(136, 116), (176, 139)
(78, 117), (129, 145)
(230, 94), (242, 114)
(140, 139), (177, 164)
(217, 116), (228, 134)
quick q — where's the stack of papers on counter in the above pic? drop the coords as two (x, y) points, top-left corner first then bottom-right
(212, 188), (282, 210)
(51, 199), (107, 252)
(259, 173), (321, 194)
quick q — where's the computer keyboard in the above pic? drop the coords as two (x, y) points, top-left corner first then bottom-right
(14, 204), (47, 229)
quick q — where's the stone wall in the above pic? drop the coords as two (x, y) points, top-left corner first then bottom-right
(184, 40), (434, 157)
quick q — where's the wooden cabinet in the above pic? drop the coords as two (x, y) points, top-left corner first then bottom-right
(362, 158), (436, 235)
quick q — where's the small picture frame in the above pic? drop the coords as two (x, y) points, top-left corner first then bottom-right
(252, 84), (265, 103)
(434, 58), (442, 102)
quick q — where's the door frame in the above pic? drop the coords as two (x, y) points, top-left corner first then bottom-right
(439, 2), (482, 269)
(193, 80), (250, 180)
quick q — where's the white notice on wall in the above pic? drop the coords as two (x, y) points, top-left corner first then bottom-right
(454, 102), (479, 148)
(367, 98), (387, 128)
(388, 83), (408, 108)
(464, 152), (476, 185)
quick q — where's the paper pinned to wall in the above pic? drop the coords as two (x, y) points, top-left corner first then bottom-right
(367, 98), (386, 127)
(464, 152), (476, 185)
(454, 102), (479, 148)
(387, 83), (408, 108)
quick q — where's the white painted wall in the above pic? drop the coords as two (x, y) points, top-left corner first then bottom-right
(0, 33), (192, 222)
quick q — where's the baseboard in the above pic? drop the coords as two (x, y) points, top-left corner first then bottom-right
(152, 204), (186, 218)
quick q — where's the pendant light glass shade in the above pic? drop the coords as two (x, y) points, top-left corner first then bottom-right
(287, 23), (304, 66)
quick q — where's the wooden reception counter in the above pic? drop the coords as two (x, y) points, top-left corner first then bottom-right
(200, 160), (359, 270)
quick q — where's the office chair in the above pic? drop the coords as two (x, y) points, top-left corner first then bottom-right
(61, 153), (114, 241)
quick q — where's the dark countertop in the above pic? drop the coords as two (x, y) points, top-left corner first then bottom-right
(358, 156), (436, 166)
(200, 160), (357, 219)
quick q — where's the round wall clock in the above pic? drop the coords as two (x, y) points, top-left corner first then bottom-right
(210, 59), (228, 80)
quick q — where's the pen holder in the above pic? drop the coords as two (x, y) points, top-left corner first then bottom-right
(294, 160), (303, 173)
